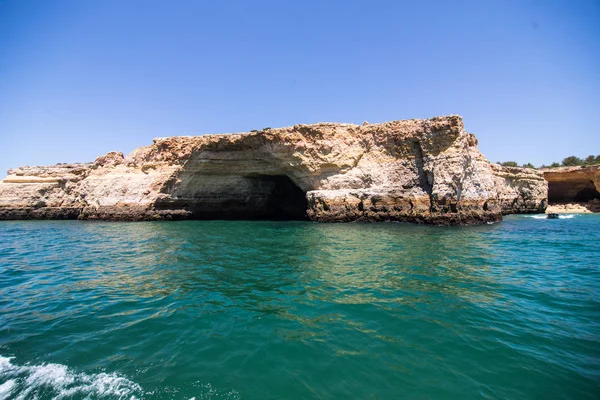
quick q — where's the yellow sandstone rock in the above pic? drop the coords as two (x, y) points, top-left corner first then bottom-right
(0, 115), (549, 224)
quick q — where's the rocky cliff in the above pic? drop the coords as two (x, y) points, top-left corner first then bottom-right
(490, 164), (549, 215)
(0, 115), (548, 225)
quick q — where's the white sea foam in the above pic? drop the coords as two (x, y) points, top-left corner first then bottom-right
(0, 355), (240, 399)
(527, 214), (576, 220)
(0, 355), (142, 399)
(529, 215), (548, 219)
(0, 379), (17, 399)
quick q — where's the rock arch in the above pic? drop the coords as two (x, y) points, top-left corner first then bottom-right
(154, 147), (311, 220)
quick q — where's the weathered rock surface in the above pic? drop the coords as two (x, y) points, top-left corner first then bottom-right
(546, 200), (600, 214)
(0, 115), (548, 225)
(541, 165), (600, 205)
(490, 164), (549, 215)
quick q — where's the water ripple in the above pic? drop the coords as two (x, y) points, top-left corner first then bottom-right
(0, 216), (599, 399)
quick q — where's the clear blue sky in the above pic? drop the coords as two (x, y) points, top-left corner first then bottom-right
(1, 0), (598, 176)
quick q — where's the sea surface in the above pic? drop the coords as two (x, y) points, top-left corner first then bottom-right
(0, 215), (599, 399)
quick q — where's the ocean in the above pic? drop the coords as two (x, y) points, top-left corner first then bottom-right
(0, 215), (599, 399)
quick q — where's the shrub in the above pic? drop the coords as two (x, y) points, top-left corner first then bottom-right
(562, 156), (583, 167)
(584, 155), (600, 165)
(540, 155), (600, 168)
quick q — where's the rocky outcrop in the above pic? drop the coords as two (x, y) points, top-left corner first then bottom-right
(490, 164), (548, 214)
(94, 151), (125, 168)
(541, 165), (600, 204)
(0, 115), (548, 225)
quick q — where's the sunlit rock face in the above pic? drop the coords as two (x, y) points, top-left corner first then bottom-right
(541, 166), (600, 204)
(0, 115), (548, 225)
(490, 164), (548, 214)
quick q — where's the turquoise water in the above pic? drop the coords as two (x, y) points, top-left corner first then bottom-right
(0, 215), (599, 399)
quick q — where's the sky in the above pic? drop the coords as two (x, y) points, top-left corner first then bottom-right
(0, 0), (599, 176)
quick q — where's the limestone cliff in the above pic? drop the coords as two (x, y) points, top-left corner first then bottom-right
(0, 115), (548, 225)
(490, 164), (548, 214)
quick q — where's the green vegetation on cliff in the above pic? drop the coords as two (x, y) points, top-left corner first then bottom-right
(497, 155), (600, 169)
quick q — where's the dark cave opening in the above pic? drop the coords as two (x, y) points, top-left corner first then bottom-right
(574, 188), (600, 202)
(157, 174), (309, 220)
(258, 175), (309, 220)
(548, 180), (600, 203)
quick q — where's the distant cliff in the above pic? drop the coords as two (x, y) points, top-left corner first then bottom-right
(0, 115), (548, 225)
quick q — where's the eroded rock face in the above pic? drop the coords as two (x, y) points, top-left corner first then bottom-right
(0, 116), (548, 224)
(94, 151), (125, 168)
(541, 165), (600, 204)
(490, 164), (548, 214)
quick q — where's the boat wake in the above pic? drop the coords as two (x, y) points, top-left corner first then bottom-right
(529, 215), (548, 219)
(0, 355), (142, 400)
(527, 214), (576, 220)
(0, 355), (240, 400)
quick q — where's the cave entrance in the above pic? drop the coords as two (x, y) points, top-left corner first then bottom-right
(548, 180), (600, 203)
(574, 188), (600, 202)
(157, 173), (309, 220)
(177, 174), (309, 220)
(248, 174), (308, 220)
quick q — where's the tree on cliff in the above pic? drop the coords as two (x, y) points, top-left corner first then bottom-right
(562, 156), (583, 166)
(541, 155), (600, 168)
(522, 163), (535, 169)
(585, 155), (600, 165)
(539, 162), (560, 168)
(540, 154), (600, 169)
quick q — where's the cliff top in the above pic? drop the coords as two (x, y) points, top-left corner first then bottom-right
(152, 115), (464, 143)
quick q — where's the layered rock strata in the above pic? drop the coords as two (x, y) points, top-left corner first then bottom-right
(490, 164), (549, 215)
(0, 116), (548, 225)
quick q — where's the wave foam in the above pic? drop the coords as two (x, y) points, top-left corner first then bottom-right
(527, 214), (576, 220)
(0, 355), (142, 399)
